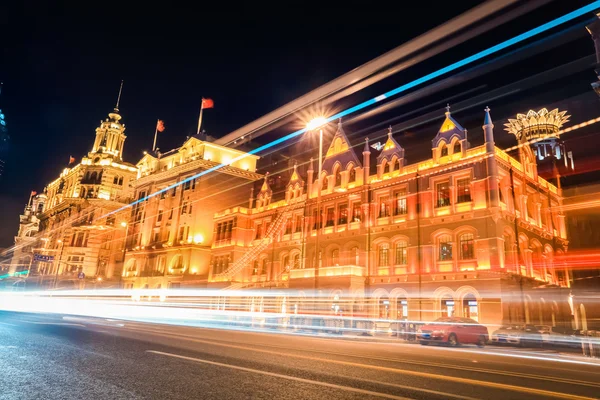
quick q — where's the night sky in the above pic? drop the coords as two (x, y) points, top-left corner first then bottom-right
(1, 1), (598, 248)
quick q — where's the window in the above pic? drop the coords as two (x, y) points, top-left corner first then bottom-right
(168, 209), (173, 220)
(325, 207), (334, 227)
(438, 235), (453, 261)
(192, 179), (196, 190)
(395, 241), (407, 265)
(295, 215), (302, 233)
(183, 179), (191, 191)
(172, 186), (177, 197)
(293, 254), (300, 269)
(252, 260), (259, 275)
(335, 168), (342, 187)
(338, 204), (348, 225)
(312, 210), (319, 230)
(379, 196), (390, 217)
(153, 232), (159, 243)
(383, 161), (390, 174)
(378, 244), (390, 266)
(436, 182), (451, 207)
(283, 255), (290, 270)
(285, 218), (292, 235)
(499, 185), (505, 203)
(181, 201), (188, 214)
(113, 176), (118, 184)
(397, 299), (408, 319)
(459, 233), (475, 259)
(394, 190), (407, 215)
(322, 175), (328, 191)
(157, 210), (163, 222)
(261, 258), (268, 275)
(256, 223), (263, 239)
(349, 167), (356, 183)
(453, 141), (461, 155)
(441, 144), (448, 157)
(352, 201), (362, 222)
(352, 246), (360, 265)
(118, 177), (124, 186)
(331, 249), (340, 265)
(178, 226), (189, 242)
(456, 178), (471, 203)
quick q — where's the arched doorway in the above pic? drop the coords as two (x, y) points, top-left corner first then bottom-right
(441, 295), (454, 317)
(379, 296), (390, 319)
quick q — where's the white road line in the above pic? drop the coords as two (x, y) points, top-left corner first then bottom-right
(147, 350), (415, 400)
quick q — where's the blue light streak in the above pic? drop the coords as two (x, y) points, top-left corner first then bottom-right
(106, 1), (600, 217)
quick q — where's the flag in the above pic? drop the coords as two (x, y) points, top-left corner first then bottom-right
(156, 120), (165, 133)
(69, 156), (75, 164)
(31, 191), (37, 196)
(201, 98), (214, 109)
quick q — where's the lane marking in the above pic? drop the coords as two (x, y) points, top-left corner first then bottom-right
(147, 350), (416, 400)
(135, 326), (595, 399)
(121, 324), (600, 388)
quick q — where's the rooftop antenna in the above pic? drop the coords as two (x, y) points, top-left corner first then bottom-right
(115, 80), (124, 111)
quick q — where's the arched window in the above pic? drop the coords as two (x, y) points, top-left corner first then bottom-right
(118, 177), (124, 186)
(322, 174), (328, 191)
(113, 176), (119, 184)
(335, 167), (342, 187)
(348, 167), (356, 183)
(90, 172), (97, 182)
(351, 246), (360, 265)
(156, 256), (166, 274)
(395, 241), (407, 265)
(252, 260), (259, 275)
(453, 141), (461, 155)
(97, 171), (103, 183)
(441, 294), (454, 317)
(459, 233), (475, 260)
(283, 255), (290, 271)
(438, 235), (453, 261)
(383, 161), (390, 174)
(463, 294), (478, 321)
(80, 187), (87, 198)
(261, 258), (268, 275)
(440, 144), (448, 157)
(293, 253), (300, 269)
(379, 296), (390, 319)
(378, 243), (390, 266)
(331, 249), (339, 266)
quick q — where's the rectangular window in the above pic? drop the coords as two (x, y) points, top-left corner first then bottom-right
(325, 207), (334, 227)
(172, 187), (177, 197)
(157, 210), (163, 222)
(338, 204), (348, 225)
(379, 196), (390, 217)
(352, 201), (362, 222)
(256, 223), (263, 239)
(178, 226), (185, 241)
(192, 179), (196, 190)
(439, 235), (453, 261)
(285, 218), (292, 235)
(183, 179), (191, 191)
(456, 178), (471, 203)
(160, 191), (166, 200)
(181, 201), (188, 215)
(459, 233), (475, 259)
(378, 244), (390, 266)
(295, 215), (302, 233)
(312, 210), (319, 230)
(395, 242), (407, 265)
(153, 232), (159, 243)
(394, 190), (407, 215)
(436, 182), (451, 208)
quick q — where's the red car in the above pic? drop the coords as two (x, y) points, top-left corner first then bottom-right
(418, 317), (488, 347)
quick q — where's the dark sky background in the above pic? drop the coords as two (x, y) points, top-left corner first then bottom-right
(1, 0), (599, 248)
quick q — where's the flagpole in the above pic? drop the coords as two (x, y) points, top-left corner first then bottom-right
(197, 105), (204, 135)
(152, 119), (159, 152)
(27, 192), (33, 208)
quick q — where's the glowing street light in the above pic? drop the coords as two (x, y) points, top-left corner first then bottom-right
(307, 117), (327, 131)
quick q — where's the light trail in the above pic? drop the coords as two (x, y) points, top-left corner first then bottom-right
(100, 1), (600, 221)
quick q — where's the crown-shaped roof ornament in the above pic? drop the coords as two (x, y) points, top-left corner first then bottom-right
(504, 108), (570, 142)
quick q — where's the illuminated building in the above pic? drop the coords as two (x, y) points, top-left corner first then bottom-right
(120, 135), (261, 289)
(204, 108), (571, 328)
(32, 98), (137, 287)
(9, 194), (47, 276)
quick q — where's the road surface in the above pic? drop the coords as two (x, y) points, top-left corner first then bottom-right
(0, 311), (599, 400)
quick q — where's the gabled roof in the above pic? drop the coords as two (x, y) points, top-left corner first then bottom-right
(322, 119), (362, 173)
(431, 105), (467, 148)
(377, 126), (405, 163)
(258, 172), (272, 196)
(286, 163), (304, 188)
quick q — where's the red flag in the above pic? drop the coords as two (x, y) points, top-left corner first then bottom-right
(201, 98), (214, 109)
(69, 156), (75, 164)
(156, 120), (165, 133)
(31, 191), (37, 196)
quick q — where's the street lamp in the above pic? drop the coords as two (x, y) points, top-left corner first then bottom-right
(307, 117), (328, 293)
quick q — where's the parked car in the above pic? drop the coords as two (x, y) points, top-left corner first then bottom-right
(535, 325), (583, 349)
(490, 324), (543, 347)
(418, 317), (488, 347)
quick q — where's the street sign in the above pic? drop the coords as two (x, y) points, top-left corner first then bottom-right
(78, 272), (85, 280)
(33, 254), (54, 262)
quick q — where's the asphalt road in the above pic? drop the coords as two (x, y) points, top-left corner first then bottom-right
(0, 311), (599, 400)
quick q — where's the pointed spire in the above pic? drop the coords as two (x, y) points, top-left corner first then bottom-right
(114, 80), (124, 112)
(364, 137), (370, 153)
(388, 125), (393, 138)
(308, 157), (314, 171)
(338, 118), (342, 128)
(484, 106), (493, 126)
(445, 103), (451, 115)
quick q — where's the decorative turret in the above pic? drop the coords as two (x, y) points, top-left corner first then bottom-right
(321, 118), (362, 176)
(90, 81), (127, 161)
(285, 162), (304, 201)
(483, 107), (499, 207)
(256, 172), (273, 208)
(431, 104), (468, 163)
(377, 126), (405, 175)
